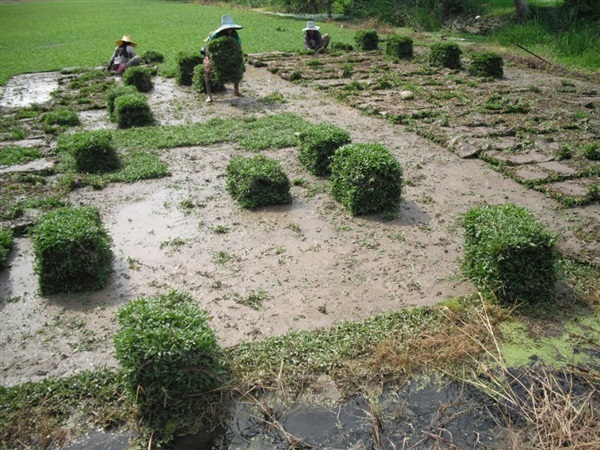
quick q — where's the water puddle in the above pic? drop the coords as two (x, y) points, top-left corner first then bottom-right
(67, 375), (503, 449)
(0, 72), (59, 108)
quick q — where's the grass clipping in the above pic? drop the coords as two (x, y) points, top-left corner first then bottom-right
(207, 36), (244, 84)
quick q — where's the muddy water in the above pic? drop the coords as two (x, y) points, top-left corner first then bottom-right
(0, 71), (59, 108)
(68, 375), (503, 449)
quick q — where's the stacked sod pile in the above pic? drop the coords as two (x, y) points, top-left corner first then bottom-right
(298, 122), (351, 176)
(226, 155), (292, 209)
(32, 206), (113, 294)
(206, 36), (244, 85)
(330, 143), (403, 216)
(57, 130), (120, 174)
(114, 291), (224, 435)
(461, 203), (557, 303)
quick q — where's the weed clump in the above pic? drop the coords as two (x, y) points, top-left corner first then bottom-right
(122, 66), (154, 93)
(469, 52), (504, 79)
(429, 42), (462, 69)
(355, 30), (379, 51)
(57, 130), (120, 174)
(580, 142), (600, 160)
(386, 35), (413, 61)
(141, 49), (164, 63)
(175, 52), (203, 86)
(226, 155), (292, 209)
(114, 290), (224, 435)
(32, 206), (113, 294)
(298, 122), (351, 176)
(114, 93), (154, 128)
(330, 143), (403, 216)
(105, 85), (138, 119)
(0, 226), (13, 268)
(207, 36), (245, 85)
(461, 203), (557, 304)
(192, 64), (225, 94)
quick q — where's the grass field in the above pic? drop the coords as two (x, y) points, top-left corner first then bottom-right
(0, 0), (357, 86)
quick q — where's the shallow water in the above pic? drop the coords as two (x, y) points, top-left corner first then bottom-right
(0, 72), (59, 108)
(68, 376), (503, 449)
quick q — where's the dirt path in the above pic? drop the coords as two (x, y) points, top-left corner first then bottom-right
(0, 64), (598, 387)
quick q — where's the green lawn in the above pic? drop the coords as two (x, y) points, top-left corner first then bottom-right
(0, 0), (356, 85)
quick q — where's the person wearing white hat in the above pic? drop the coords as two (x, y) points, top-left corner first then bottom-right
(203, 14), (244, 102)
(303, 21), (330, 51)
(107, 35), (142, 75)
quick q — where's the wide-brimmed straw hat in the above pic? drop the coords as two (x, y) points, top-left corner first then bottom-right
(116, 35), (137, 47)
(212, 15), (243, 35)
(303, 21), (320, 32)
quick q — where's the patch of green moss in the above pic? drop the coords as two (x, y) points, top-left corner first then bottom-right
(499, 310), (600, 368)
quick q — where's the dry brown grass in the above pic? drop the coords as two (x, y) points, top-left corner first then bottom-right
(463, 307), (600, 450)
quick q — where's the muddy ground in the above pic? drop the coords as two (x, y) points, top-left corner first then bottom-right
(0, 49), (599, 388)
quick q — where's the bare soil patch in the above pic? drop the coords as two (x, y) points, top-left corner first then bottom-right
(1, 53), (598, 388)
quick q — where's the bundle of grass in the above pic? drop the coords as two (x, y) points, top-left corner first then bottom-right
(298, 123), (351, 176)
(57, 129), (120, 174)
(32, 206), (113, 294)
(330, 143), (403, 216)
(469, 52), (504, 79)
(226, 155), (292, 209)
(207, 36), (245, 85)
(461, 203), (557, 304)
(175, 52), (203, 86)
(122, 66), (154, 93)
(386, 35), (413, 61)
(330, 42), (354, 52)
(192, 64), (225, 94)
(41, 108), (79, 133)
(141, 49), (164, 63)
(114, 290), (224, 435)
(429, 42), (462, 69)
(105, 85), (138, 120)
(114, 93), (154, 128)
(0, 226), (13, 269)
(354, 30), (379, 51)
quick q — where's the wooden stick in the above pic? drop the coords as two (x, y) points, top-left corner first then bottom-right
(515, 43), (549, 64)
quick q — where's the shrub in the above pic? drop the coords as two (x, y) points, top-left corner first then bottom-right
(580, 142), (600, 160)
(461, 203), (557, 304)
(192, 64), (225, 94)
(141, 49), (164, 63)
(0, 226), (14, 269)
(354, 30), (379, 51)
(122, 66), (154, 93)
(207, 36), (245, 85)
(32, 206), (113, 294)
(57, 130), (120, 174)
(469, 52), (504, 78)
(429, 42), (462, 69)
(330, 143), (403, 216)
(114, 290), (223, 431)
(176, 52), (203, 86)
(298, 123), (351, 176)
(105, 85), (138, 119)
(386, 35), (414, 61)
(114, 93), (154, 128)
(226, 155), (292, 209)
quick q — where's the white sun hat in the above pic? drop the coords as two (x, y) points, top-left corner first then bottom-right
(303, 21), (320, 32)
(213, 14), (243, 34)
